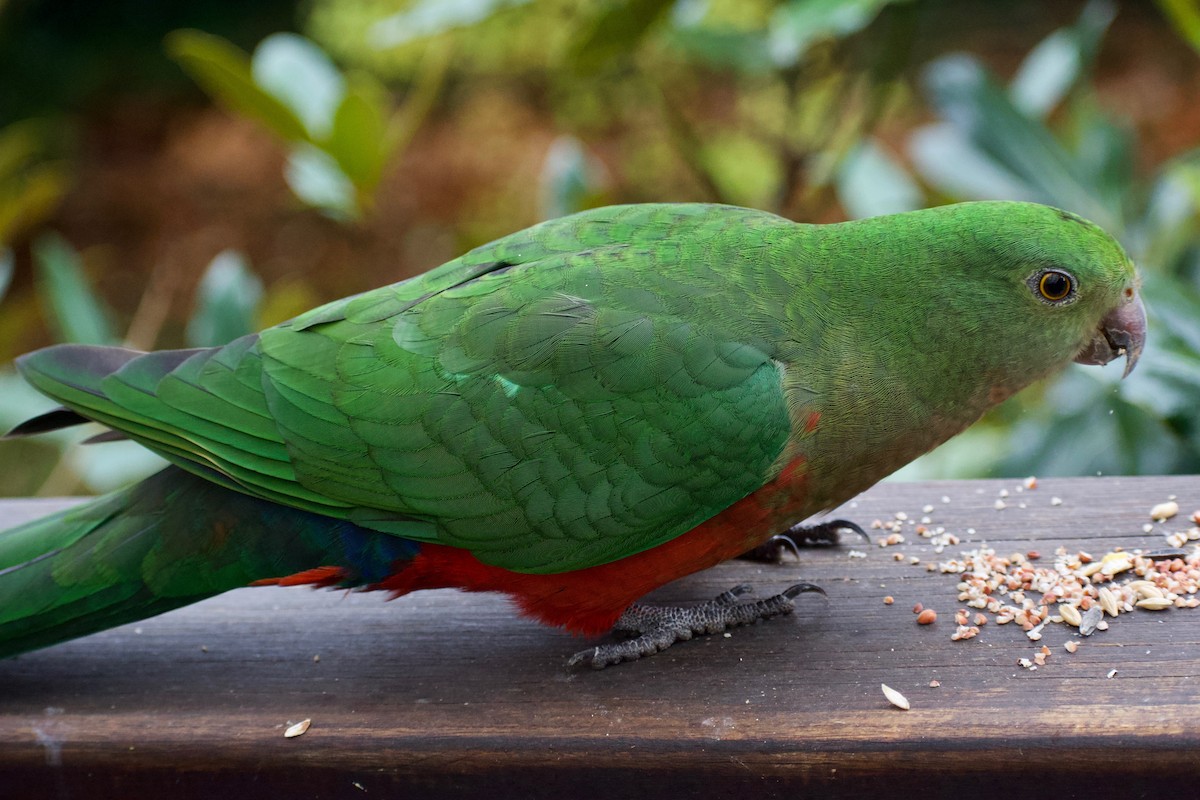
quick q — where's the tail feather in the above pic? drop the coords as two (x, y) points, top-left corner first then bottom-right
(0, 466), (420, 659)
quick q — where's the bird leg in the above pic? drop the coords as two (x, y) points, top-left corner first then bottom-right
(567, 582), (824, 669)
(739, 518), (869, 563)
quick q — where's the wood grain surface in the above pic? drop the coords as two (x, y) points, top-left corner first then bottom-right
(2, 475), (1199, 799)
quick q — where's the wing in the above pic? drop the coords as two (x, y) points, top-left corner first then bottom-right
(16, 204), (800, 573)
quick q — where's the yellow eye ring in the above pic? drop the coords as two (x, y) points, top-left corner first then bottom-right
(1038, 270), (1073, 302)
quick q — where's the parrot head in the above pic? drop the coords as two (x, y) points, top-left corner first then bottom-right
(912, 201), (1146, 386)
(1011, 204), (1145, 379)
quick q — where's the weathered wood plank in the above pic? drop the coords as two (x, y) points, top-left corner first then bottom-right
(1, 475), (1199, 798)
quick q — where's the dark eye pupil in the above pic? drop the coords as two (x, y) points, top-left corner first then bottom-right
(1041, 272), (1071, 300)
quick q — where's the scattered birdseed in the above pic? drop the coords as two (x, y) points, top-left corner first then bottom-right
(1051, 497), (1063, 506)
(950, 625), (979, 641)
(883, 596), (895, 605)
(284, 719), (311, 739)
(881, 683), (910, 710)
(1024, 476), (1038, 490)
(1107, 669), (1118, 679)
(935, 532), (1200, 656)
(917, 609), (937, 625)
(912, 602), (924, 614)
(994, 500), (1007, 510)
(1064, 640), (1078, 653)
(929, 680), (941, 688)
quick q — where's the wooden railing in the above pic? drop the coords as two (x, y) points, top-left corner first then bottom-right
(2, 475), (1199, 798)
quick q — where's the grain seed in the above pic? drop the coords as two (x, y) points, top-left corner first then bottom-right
(1151, 501), (1180, 522)
(1058, 603), (1082, 627)
(1098, 587), (1120, 617)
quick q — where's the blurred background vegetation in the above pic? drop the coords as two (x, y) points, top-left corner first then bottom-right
(1, 0), (1199, 496)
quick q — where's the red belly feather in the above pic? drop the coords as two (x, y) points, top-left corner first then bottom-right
(376, 460), (810, 636)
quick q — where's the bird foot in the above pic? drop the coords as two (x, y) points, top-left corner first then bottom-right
(567, 582), (824, 669)
(739, 518), (869, 563)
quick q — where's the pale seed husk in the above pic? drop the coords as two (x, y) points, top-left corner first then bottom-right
(284, 719), (312, 738)
(1135, 597), (1173, 611)
(881, 683), (910, 710)
(1058, 603), (1083, 627)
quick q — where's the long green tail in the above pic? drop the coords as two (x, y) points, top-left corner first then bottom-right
(0, 466), (419, 658)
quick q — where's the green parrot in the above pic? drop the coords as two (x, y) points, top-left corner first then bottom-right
(0, 201), (1145, 667)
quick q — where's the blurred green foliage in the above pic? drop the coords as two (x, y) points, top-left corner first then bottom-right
(166, 29), (447, 219)
(0, 0), (1199, 496)
(0, 241), (264, 496)
(310, 0), (917, 218)
(891, 0), (1200, 479)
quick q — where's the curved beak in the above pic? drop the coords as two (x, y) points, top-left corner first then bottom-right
(1073, 291), (1146, 378)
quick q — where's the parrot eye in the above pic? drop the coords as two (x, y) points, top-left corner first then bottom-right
(1033, 269), (1075, 304)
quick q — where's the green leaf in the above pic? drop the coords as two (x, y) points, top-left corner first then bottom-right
(32, 233), (118, 346)
(836, 137), (923, 219)
(698, 133), (782, 209)
(664, 27), (776, 75)
(998, 369), (1187, 477)
(251, 33), (345, 140)
(768, 0), (909, 68)
(0, 247), (12, 305)
(1009, 0), (1115, 118)
(1138, 157), (1200, 271)
(919, 54), (1116, 229)
(0, 368), (65, 441)
(165, 29), (310, 144)
(909, 123), (1037, 201)
(370, 0), (532, 48)
(538, 136), (604, 220)
(328, 74), (389, 191)
(0, 119), (43, 183)
(0, 161), (71, 245)
(566, 0), (678, 75)
(284, 144), (358, 219)
(1156, 0), (1200, 56)
(185, 250), (264, 348)
(70, 440), (168, 494)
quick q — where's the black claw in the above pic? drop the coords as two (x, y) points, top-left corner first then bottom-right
(787, 518), (870, 546)
(782, 582), (826, 599)
(738, 519), (870, 562)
